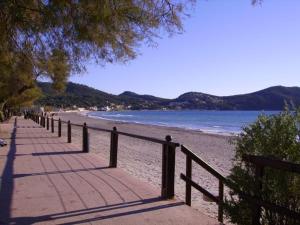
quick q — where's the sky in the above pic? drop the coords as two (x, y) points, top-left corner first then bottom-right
(70, 0), (300, 99)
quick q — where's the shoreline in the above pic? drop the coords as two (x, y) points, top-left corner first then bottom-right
(55, 111), (235, 220)
(82, 110), (238, 137)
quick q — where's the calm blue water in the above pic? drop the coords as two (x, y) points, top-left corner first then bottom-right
(87, 110), (279, 134)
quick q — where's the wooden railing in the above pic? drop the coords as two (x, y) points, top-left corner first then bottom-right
(29, 113), (300, 223)
(180, 145), (226, 223)
(29, 113), (179, 200)
(180, 145), (300, 224)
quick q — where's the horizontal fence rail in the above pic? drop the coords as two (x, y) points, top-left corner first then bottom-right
(242, 154), (300, 173)
(28, 113), (179, 200)
(51, 117), (180, 146)
(180, 145), (225, 223)
(180, 145), (300, 224)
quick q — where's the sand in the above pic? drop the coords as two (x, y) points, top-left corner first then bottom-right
(54, 112), (236, 220)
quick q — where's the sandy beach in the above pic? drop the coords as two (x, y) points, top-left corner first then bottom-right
(54, 111), (235, 219)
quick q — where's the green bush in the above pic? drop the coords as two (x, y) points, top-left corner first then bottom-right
(225, 109), (300, 225)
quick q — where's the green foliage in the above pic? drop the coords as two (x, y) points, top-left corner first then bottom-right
(0, 1), (192, 110)
(225, 109), (300, 225)
(0, 51), (42, 111)
(0, 0), (191, 82)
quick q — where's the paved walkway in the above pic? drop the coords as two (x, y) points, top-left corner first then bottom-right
(0, 117), (219, 225)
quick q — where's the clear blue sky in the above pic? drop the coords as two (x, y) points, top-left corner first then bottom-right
(70, 0), (300, 99)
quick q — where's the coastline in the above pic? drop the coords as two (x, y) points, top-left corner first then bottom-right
(85, 110), (239, 137)
(64, 110), (237, 138)
(56, 111), (235, 219)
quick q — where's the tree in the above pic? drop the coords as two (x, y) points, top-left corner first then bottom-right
(0, 1), (192, 103)
(0, 0), (193, 113)
(0, 49), (41, 117)
(225, 109), (300, 225)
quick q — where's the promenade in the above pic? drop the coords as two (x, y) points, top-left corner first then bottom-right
(0, 117), (218, 225)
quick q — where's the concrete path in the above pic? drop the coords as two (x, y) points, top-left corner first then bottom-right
(0, 117), (219, 225)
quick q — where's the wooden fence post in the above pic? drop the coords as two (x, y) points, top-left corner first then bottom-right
(252, 165), (264, 225)
(51, 117), (54, 133)
(67, 120), (71, 143)
(58, 118), (61, 137)
(109, 127), (119, 168)
(47, 117), (49, 130)
(218, 180), (224, 223)
(82, 123), (89, 152)
(161, 135), (176, 199)
(186, 154), (192, 206)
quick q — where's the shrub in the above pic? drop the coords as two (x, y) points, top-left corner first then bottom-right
(225, 109), (300, 225)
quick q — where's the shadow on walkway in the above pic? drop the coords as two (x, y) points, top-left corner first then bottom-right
(0, 118), (17, 224)
(32, 151), (84, 155)
(13, 166), (109, 178)
(9, 197), (184, 225)
(0, 118), (218, 225)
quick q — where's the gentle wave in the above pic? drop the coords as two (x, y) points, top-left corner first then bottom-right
(104, 114), (134, 118)
(87, 110), (278, 135)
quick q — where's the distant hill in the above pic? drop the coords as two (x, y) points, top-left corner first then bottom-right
(118, 91), (169, 109)
(224, 86), (300, 110)
(171, 86), (300, 110)
(37, 82), (120, 108)
(36, 82), (300, 110)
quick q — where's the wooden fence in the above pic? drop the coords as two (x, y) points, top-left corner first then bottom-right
(29, 113), (300, 224)
(180, 145), (300, 224)
(29, 113), (179, 200)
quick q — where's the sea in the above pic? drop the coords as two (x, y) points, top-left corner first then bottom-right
(87, 110), (279, 135)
